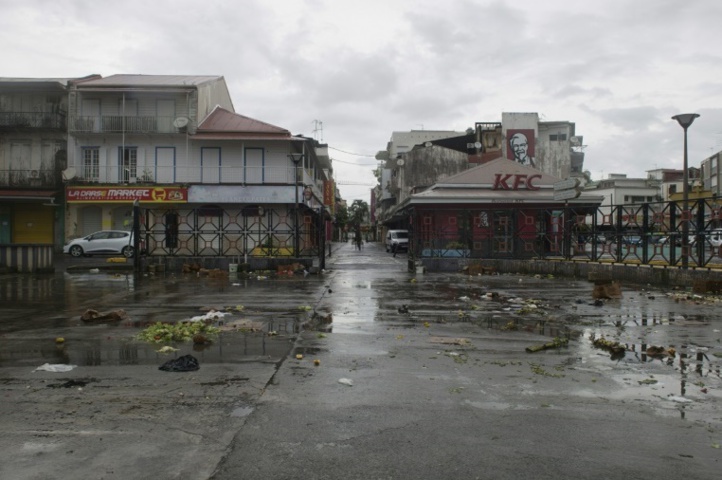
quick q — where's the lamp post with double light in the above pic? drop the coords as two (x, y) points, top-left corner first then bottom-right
(672, 113), (700, 269)
(288, 153), (304, 258)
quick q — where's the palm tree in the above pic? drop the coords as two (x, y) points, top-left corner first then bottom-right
(348, 200), (369, 227)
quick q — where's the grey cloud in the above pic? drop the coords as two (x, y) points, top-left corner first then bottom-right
(580, 105), (664, 132)
(552, 85), (612, 100)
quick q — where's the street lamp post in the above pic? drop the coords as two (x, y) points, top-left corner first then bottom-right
(672, 113), (700, 269)
(288, 153), (304, 258)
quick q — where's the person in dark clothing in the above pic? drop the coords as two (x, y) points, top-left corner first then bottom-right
(354, 225), (362, 250)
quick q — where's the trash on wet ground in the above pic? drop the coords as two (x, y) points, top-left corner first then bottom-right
(645, 345), (676, 357)
(80, 308), (129, 323)
(34, 363), (77, 372)
(338, 378), (354, 386)
(159, 354), (200, 372)
(667, 395), (693, 403)
(137, 321), (220, 344)
(589, 333), (627, 357)
(189, 309), (231, 323)
(638, 378), (658, 385)
(429, 337), (471, 346)
(193, 333), (211, 345)
(223, 304), (245, 312)
(47, 379), (91, 388)
(592, 280), (623, 299)
(525, 337), (569, 353)
(157, 346), (179, 354)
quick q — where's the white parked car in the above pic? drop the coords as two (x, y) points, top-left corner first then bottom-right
(385, 230), (409, 253)
(63, 230), (139, 258)
(691, 229), (722, 248)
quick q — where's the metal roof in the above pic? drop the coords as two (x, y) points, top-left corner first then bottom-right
(435, 158), (561, 187)
(0, 77), (76, 84)
(77, 74), (223, 88)
(0, 77), (83, 91)
(402, 158), (604, 206)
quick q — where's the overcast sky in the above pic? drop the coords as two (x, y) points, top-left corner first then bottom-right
(2, 0), (720, 202)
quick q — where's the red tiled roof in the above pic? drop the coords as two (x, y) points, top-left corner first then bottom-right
(196, 106), (291, 139)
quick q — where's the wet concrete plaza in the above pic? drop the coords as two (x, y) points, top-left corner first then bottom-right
(0, 241), (720, 479)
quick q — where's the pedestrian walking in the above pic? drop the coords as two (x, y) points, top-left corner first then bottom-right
(354, 225), (363, 250)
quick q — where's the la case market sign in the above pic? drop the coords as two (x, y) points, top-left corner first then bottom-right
(66, 186), (188, 203)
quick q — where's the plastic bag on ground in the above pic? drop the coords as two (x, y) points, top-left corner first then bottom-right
(158, 354), (200, 372)
(34, 363), (77, 372)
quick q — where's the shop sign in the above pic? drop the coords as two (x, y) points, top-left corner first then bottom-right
(324, 180), (335, 213)
(67, 186), (188, 203)
(492, 173), (542, 190)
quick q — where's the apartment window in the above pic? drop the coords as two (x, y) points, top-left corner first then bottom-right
(549, 134), (567, 141)
(119, 146), (137, 182)
(82, 147), (100, 181)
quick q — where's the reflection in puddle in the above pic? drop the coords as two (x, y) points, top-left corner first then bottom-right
(0, 332), (295, 368)
(293, 346), (322, 356)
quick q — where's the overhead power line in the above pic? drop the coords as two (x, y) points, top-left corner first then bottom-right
(331, 157), (379, 166)
(328, 146), (377, 157)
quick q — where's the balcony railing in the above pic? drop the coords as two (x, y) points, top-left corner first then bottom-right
(0, 112), (66, 130)
(70, 115), (191, 134)
(0, 169), (59, 187)
(69, 165), (320, 187)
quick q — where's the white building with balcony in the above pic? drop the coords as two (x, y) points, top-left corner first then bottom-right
(0, 76), (97, 250)
(65, 74), (332, 265)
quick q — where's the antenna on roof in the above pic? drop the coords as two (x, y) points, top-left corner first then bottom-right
(312, 120), (324, 142)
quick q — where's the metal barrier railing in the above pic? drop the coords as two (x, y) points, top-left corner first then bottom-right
(407, 198), (722, 267)
(138, 205), (321, 258)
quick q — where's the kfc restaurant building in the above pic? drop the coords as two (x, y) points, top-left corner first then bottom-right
(396, 158), (604, 271)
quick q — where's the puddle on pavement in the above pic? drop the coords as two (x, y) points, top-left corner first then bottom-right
(0, 330), (295, 368)
(230, 404), (254, 417)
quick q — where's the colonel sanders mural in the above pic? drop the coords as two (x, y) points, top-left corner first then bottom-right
(506, 129), (535, 168)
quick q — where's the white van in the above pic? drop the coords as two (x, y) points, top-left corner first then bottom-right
(385, 230), (409, 253)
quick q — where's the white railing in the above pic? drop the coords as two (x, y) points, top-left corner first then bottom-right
(72, 165), (308, 185)
(70, 115), (189, 134)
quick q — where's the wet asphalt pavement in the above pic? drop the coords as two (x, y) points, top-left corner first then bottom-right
(0, 242), (720, 479)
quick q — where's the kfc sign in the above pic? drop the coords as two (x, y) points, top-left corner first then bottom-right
(492, 173), (542, 190)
